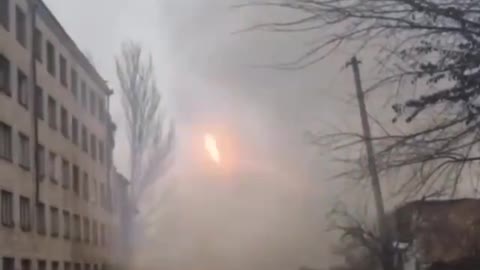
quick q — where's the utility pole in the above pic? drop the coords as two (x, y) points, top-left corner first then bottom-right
(347, 56), (394, 270)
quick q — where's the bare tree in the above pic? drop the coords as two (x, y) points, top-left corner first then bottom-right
(238, 0), (480, 197)
(116, 41), (175, 205)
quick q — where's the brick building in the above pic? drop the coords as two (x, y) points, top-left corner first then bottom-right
(0, 1), (130, 270)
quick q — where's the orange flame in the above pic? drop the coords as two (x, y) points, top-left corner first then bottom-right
(204, 133), (221, 164)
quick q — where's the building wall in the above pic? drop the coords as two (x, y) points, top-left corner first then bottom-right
(0, 0), (122, 270)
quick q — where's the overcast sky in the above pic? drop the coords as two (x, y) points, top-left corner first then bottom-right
(42, 1), (383, 269)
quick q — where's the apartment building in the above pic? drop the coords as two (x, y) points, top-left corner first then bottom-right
(0, 0), (129, 270)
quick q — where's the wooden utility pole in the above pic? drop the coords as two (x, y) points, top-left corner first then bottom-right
(347, 56), (394, 270)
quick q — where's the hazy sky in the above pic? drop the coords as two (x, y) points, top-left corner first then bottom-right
(42, 1), (380, 269)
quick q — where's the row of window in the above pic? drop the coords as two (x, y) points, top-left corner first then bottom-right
(0, 0), (107, 124)
(0, 120), (112, 209)
(2, 257), (108, 270)
(0, 54), (106, 166)
(0, 190), (109, 246)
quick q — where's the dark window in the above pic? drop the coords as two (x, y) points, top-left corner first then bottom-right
(100, 183), (105, 208)
(82, 172), (89, 201)
(35, 86), (44, 119)
(60, 106), (68, 138)
(89, 90), (96, 116)
(36, 202), (46, 235)
(34, 28), (42, 62)
(92, 179), (97, 204)
(71, 69), (78, 99)
(3, 258), (14, 270)
(81, 125), (88, 152)
(74, 263), (81, 270)
(48, 96), (57, 130)
(21, 259), (31, 270)
(98, 141), (104, 164)
(50, 206), (59, 237)
(98, 97), (105, 122)
(92, 220), (98, 245)
(64, 262), (71, 270)
(19, 196), (31, 231)
(90, 134), (97, 160)
(60, 55), (67, 87)
(0, 54), (11, 96)
(49, 151), (57, 183)
(62, 159), (70, 189)
(0, 0), (9, 31)
(72, 117), (78, 145)
(0, 121), (12, 161)
(18, 132), (30, 170)
(47, 41), (56, 76)
(85, 264), (90, 270)
(93, 265), (98, 270)
(51, 262), (59, 270)
(17, 68), (28, 108)
(15, 5), (26, 47)
(1, 190), (13, 227)
(83, 217), (90, 243)
(63, 210), (70, 239)
(73, 214), (81, 241)
(100, 223), (106, 246)
(80, 81), (87, 108)
(38, 261), (46, 270)
(37, 144), (45, 178)
(72, 165), (79, 195)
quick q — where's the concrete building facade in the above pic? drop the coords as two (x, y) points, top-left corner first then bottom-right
(0, 1), (129, 270)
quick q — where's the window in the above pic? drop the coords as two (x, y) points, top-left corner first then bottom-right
(72, 165), (79, 195)
(90, 134), (97, 160)
(64, 262), (71, 270)
(74, 263), (81, 270)
(82, 172), (89, 201)
(38, 261), (46, 270)
(0, 121), (12, 161)
(85, 264), (90, 270)
(21, 259), (31, 270)
(100, 183), (105, 208)
(60, 55), (67, 87)
(50, 206), (59, 237)
(81, 81), (87, 108)
(17, 68), (28, 108)
(98, 97), (105, 122)
(15, 5), (26, 47)
(92, 179), (97, 204)
(100, 223), (106, 246)
(62, 158), (70, 189)
(63, 210), (70, 239)
(81, 125), (88, 152)
(0, 0), (9, 31)
(83, 217), (90, 243)
(37, 144), (45, 179)
(61, 106), (68, 138)
(71, 69), (78, 99)
(0, 54), (11, 96)
(89, 90), (96, 116)
(34, 28), (42, 62)
(1, 190), (13, 227)
(18, 132), (30, 170)
(35, 86), (44, 119)
(36, 202), (46, 235)
(48, 96), (57, 130)
(49, 151), (57, 183)
(98, 141), (104, 164)
(72, 117), (79, 145)
(3, 258), (14, 270)
(47, 41), (56, 76)
(73, 214), (81, 241)
(19, 196), (31, 231)
(92, 220), (98, 245)
(51, 262), (59, 270)
(93, 265), (98, 270)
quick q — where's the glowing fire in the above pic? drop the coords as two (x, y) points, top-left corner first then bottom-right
(204, 133), (221, 164)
